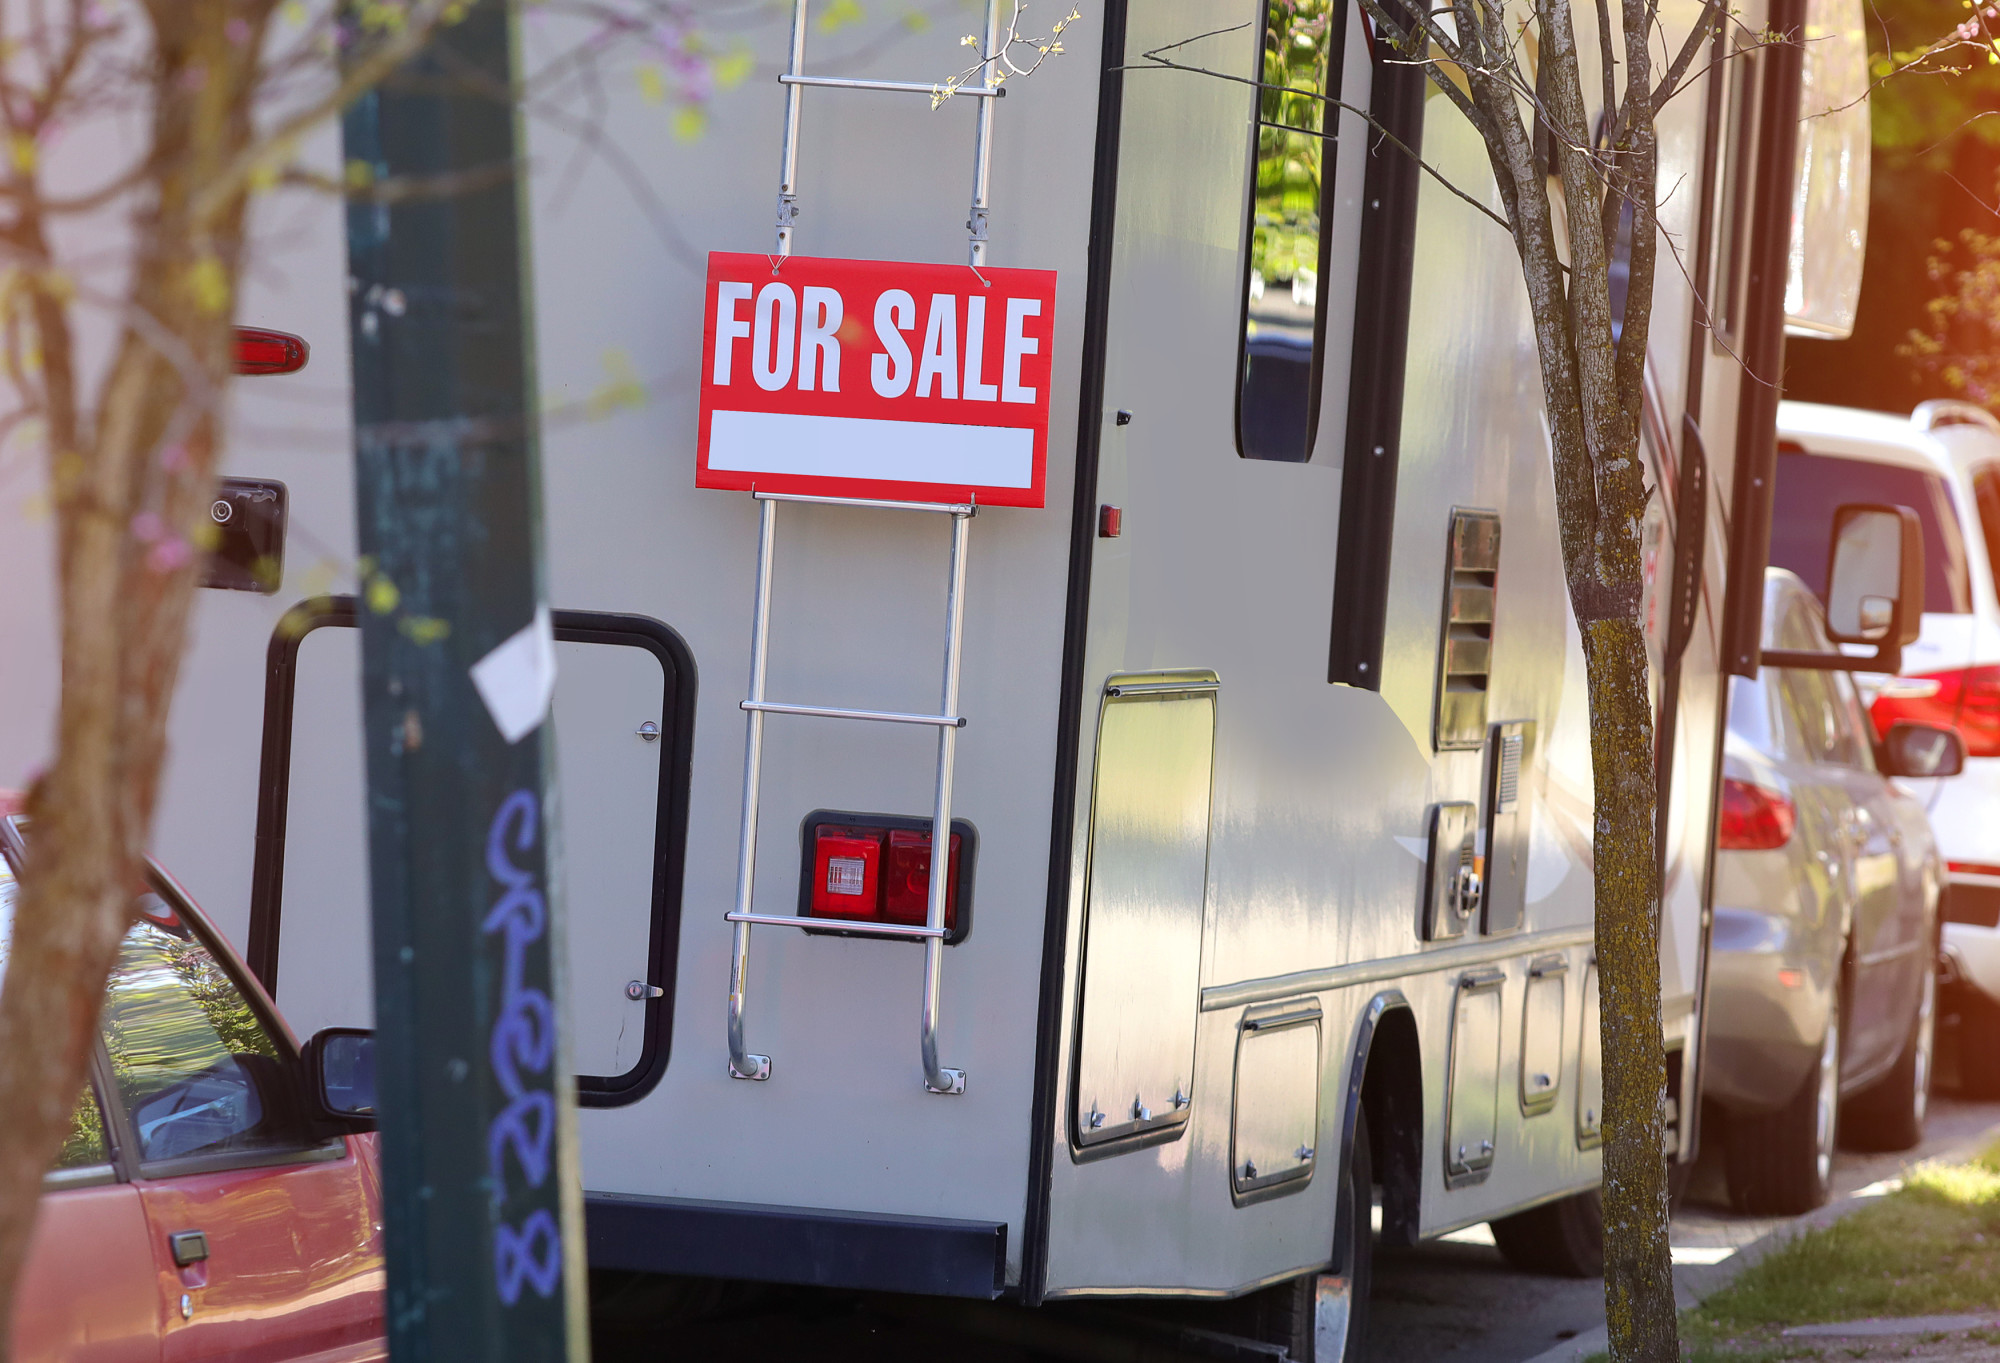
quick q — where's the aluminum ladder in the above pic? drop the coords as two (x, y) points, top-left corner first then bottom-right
(724, 0), (1006, 1095)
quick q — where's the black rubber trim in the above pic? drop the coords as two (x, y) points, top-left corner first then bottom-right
(794, 808), (978, 946)
(1334, 990), (1408, 1274)
(585, 1193), (1007, 1299)
(1022, 0), (1129, 1309)
(1326, 37), (1427, 689)
(1673, 9), (1728, 1168)
(1719, 0), (1806, 678)
(245, 593), (698, 1109)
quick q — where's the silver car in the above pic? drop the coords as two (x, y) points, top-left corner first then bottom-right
(1705, 570), (1961, 1215)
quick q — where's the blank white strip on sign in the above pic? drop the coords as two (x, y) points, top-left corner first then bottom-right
(708, 409), (1034, 489)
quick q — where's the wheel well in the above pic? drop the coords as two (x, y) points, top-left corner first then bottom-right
(1359, 1001), (1422, 1248)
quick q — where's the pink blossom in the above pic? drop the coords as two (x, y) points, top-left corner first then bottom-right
(147, 536), (194, 573)
(130, 510), (164, 542)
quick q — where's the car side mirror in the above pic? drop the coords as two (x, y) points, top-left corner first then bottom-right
(303, 1027), (376, 1130)
(1877, 721), (1965, 779)
(1763, 502), (1924, 672)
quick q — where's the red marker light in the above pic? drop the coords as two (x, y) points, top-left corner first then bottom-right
(235, 327), (310, 376)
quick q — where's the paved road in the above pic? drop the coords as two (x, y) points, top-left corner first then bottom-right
(600, 1054), (2000, 1362)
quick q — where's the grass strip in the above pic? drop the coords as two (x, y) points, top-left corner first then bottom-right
(1677, 1142), (2000, 1358)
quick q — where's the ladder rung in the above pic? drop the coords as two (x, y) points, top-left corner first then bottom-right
(742, 700), (966, 728)
(754, 490), (976, 516)
(726, 911), (946, 940)
(779, 73), (1005, 99)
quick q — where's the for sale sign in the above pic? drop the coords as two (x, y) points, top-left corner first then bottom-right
(697, 253), (1057, 508)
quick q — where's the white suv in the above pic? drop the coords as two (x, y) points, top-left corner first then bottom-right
(1774, 400), (2000, 1095)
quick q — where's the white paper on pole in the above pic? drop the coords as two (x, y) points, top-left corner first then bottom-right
(470, 603), (557, 744)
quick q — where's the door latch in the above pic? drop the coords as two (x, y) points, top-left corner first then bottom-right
(169, 1229), (209, 1267)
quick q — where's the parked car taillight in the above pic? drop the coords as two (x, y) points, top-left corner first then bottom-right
(1871, 665), (2000, 757)
(1718, 778), (1796, 850)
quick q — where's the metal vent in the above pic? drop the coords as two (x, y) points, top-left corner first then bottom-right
(1434, 510), (1500, 749)
(1495, 732), (1523, 812)
(1482, 719), (1536, 935)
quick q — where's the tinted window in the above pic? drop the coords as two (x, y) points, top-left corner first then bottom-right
(1770, 449), (1970, 614)
(56, 1087), (110, 1170)
(1237, 0), (1338, 462)
(0, 853), (112, 1172)
(1827, 668), (1876, 772)
(1972, 465), (2000, 596)
(100, 904), (305, 1164)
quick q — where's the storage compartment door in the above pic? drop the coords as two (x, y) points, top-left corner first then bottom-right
(1230, 1000), (1323, 1203)
(1072, 674), (1217, 1149)
(1519, 954), (1566, 1115)
(1445, 968), (1505, 1184)
(1577, 958), (1604, 1148)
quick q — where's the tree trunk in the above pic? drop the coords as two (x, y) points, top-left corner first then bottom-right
(1582, 616), (1675, 1361)
(0, 4), (269, 1350)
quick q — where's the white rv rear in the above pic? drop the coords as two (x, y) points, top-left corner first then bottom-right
(0, 0), (1875, 1350)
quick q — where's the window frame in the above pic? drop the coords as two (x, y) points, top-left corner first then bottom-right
(1233, 0), (1347, 463)
(247, 596), (697, 1108)
(1710, 39), (1763, 354)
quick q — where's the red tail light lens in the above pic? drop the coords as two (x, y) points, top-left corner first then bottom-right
(235, 326), (310, 376)
(1718, 778), (1795, 850)
(883, 829), (962, 926)
(1872, 665), (2000, 757)
(810, 832), (879, 920)
(807, 820), (964, 936)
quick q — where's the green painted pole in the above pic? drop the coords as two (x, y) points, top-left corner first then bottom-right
(342, 3), (587, 1357)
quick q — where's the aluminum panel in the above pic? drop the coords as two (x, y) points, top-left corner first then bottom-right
(1577, 960), (1604, 1148)
(1445, 968), (1505, 1184)
(1519, 954), (1566, 1115)
(1073, 675), (1217, 1149)
(1229, 1000), (1322, 1203)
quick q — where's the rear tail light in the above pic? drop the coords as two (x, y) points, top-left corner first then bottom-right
(1718, 777), (1795, 850)
(234, 326), (310, 376)
(1949, 861), (2000, 879)
(811, 833), (879, 915)
(1872, 664), (2000, 757)
(803, 815), (972, 941)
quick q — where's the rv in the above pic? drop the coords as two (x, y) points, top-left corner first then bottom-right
(0, 0), (1876, 1355)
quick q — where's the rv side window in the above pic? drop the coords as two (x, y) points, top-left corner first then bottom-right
(1237, 0), (1339, 463)
(1710, 42), (1761, 351)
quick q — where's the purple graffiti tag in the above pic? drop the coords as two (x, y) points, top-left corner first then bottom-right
(494, 1209), (563, 1305)
(484, 788), (560, 1303)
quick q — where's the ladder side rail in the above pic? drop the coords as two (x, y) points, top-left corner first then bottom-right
(966, 0), (1003, 265)
(920, 510), (973, 1094)
(728, 496), (780, 1081)
(775, 0), (811, 255)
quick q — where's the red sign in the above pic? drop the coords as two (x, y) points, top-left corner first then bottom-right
(697, 253), (1057, 508)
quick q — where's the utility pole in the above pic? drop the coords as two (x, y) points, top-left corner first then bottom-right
(342, 2), (587, 1356)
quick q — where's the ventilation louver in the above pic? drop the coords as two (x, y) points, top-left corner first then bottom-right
(1434, 510), (1500, 749)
